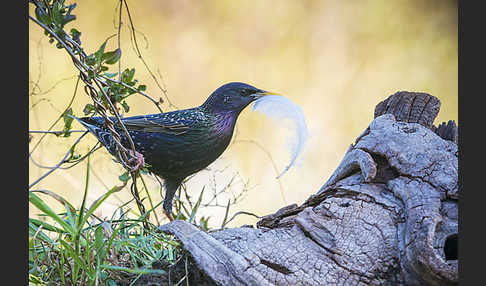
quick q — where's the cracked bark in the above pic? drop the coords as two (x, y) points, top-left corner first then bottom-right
(143, 91), (458, 286)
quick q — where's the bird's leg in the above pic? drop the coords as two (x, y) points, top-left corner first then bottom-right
(164, 210), (174, 222)
(163, 177), (184, 223)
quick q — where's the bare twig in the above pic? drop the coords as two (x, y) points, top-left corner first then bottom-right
(117, 0), (122, 83)
(29, 36), (44, 97)
(29, 74), (78, 98)
(29, 143), (102, 170)
(29, 130), (87, 135)
(100, 75), (163, 113)
(139, 175), (160, 226)
(221, 200), (231, 229)
(221, 211), (261, 229)
(129, 173), (149, 230)
(29, 131), (89, 189)
(233, 139), (287, 204)
(122, 0), (174, 109)
(29, 74), (81, 155)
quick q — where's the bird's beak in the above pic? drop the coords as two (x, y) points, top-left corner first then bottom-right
(252, 90), (280, 99)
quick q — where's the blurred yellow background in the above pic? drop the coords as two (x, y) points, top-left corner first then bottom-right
(29, 0), (457, 228)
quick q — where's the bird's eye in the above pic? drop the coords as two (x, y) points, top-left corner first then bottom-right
(244, 89), (254, 96)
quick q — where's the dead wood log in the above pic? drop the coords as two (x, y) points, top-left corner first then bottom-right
(154, 91), (458, 286)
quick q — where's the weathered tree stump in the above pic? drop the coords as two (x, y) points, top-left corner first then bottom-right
(151, 91), (458, 286)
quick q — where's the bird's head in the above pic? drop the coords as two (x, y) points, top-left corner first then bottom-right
(201, 82), (278, 114)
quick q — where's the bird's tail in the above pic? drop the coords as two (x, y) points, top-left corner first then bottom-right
(70, 115), (119, 155)
(69, 115), (98, 134)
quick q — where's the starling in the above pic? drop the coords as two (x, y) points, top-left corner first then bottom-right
(74, 82), (276, 221)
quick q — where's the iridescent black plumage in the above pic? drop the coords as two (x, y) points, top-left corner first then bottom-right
(75, 82), (272, 220)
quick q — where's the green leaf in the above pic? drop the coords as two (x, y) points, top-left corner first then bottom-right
(100, 220), (123, 264)
(28, 274), (46, 285)
(101, 264), (167, 275)
(30, 218), (65, 234)
(94, 41), (107, 66)
(51, 2), (63, 26)
(66, 3), (77, 15)
(62, 3), (77, 25)
(94, 226), (104, 252)
(64, 202), (78, 233)
(137, 85), (147, 92)
(62, 14), (76, 26)
(70, 28), (81, 44)
(102, 48), (122, 65)
(59, 239), (93, 279)
(118, 172), (130, 182)
(189, 187), (205, 223)
(199, 216), (210, 231)
(76, 154), (91, 231)
(35, 7), (51, 26)
(62, 108), (74, 137)
(121, 101), (130, 113)
(122, 68), (135, 84)
(83, 103), (96, 115)
(29, 192), (74, 234)
(128, 79), (138, 87)
(103, 72), (118, 78)
(29, 221), (56, 244)
(66, 144), (81, 162)
(85, 54), (96, 67)
(77, 185), (124, 230)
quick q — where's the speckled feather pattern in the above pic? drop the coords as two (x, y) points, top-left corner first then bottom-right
(78, 107), (237, 180)
(75, 82), (268, 215)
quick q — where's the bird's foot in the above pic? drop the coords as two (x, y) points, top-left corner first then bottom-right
(127, 149), (145, 173)
(164, 210), (174, 222)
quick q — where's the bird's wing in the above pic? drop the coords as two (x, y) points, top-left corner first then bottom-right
(119, 113), (194, 135)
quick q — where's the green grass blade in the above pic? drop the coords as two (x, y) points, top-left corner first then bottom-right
(58, 232), (66, 285)
(189, 186), (205, 223)
(29, 218), (64, 236)
(77, 184), (124, 233)
(100, 220), (124, 263)
(94, 225), (104, 255)
(77, 154), (90, 230)
(59, 239), (94, 281)
(101, 264), (167, 275)
(30, 189), (77, 214)
(64, 202), (78, 233)
(29, 192), (74, 234)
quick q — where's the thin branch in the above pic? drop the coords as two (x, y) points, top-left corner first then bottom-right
(29, 143), (102, 170)
(28, 35), (44, 97)
(122, 0), (175, 109)
(100, 75), (163, 113)
(29, 131), (89, 189)
(29, 130), (86, 134)
(220, 211), (261, 229)
(221, 200), (231, 229)
(29, 75), (78, 98)
(129, 173), (149, 230)
(29, 74), (81, 155)
(233, 139), (287, 204)
(28, 15), (79, 61)
(117, 0), (123, 83)
(139, 175), (161, 226)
